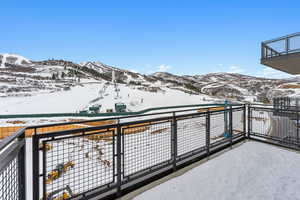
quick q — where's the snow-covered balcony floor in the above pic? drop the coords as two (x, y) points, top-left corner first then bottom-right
(129, 141), (300, 200)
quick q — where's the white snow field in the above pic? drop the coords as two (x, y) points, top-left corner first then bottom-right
(0, 82), (213, 115)
(133, 141), (300, 200)
(0, 81), (220, 127)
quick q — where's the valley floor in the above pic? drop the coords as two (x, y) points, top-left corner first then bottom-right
(0, 82), (216, 126)
(133, 141), (300, 200)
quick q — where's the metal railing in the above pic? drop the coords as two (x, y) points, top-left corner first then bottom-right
(5, 103), (300, 199)
(248, 105), (300, 150)
(261, 32), (300, 59)
(30, 105), (246, 199)
(0, 128), (26, 200)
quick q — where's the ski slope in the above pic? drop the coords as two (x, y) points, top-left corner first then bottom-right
(134, 141), (300, 200)
(0, 82), (214, 115)
(0, 81), (220, 127)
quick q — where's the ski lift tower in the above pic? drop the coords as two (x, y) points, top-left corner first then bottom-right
(112, 70), (120, 99)
(112, 70), (116, 84)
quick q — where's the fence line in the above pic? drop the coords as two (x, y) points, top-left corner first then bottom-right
(30, 106), (245, 199)
(3, 104), (300, 199)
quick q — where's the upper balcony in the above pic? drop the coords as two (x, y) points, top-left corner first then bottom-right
(261, 32), (300, 75)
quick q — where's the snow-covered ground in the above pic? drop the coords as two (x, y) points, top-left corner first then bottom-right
(134, 141), (300, 200)
(0, 81), (219, 127)
(0, 83), (214, 115)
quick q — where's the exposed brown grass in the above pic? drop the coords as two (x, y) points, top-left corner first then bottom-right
(151, 128), (168, 135)
(6, 120), (26, 124)
(198, 107), (225, 113)
(0, 119), (169, 140)
(279, 84), (300, 89)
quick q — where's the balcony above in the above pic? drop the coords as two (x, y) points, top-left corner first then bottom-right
(261, 32), (300, 75)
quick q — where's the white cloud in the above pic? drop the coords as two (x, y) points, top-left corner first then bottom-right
(228, 65), (245, 74)
(260, 67), (292, 79)
(157, 64), (172, 72)
(129, 69), (138, 73)
(212, 64), (246, 74)
(146, 64), (173, 74)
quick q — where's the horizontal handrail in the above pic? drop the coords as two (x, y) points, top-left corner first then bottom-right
(0, 103), (242, 119)
(26, 104), (242, 130)
(0, 128), (25, 151)
(262, 32), (300, 44)
(0, 139), (25, 173)
(34, 106), (245, 138)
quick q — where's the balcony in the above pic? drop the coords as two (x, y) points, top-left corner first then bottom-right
(261, 32), (300, 75)
(2, 104), (300, 199)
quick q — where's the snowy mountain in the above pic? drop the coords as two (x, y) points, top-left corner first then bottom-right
(0, 53), (31, 68)
(0, 53), (299, 108)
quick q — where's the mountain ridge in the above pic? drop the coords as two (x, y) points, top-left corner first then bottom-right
(0, 53), (299, 103)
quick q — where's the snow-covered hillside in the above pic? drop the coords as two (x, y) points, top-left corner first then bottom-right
(1, 53), (300, 117)
(0, 53), (31, 68)
(0, 82), (214, 115)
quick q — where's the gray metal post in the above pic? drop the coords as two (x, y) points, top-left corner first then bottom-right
(32, 129), (40, 200)
(243, 104), (246, 138)
(297, 113), (299, 143)
(286, 37), (290, 53)
(248, 105), (251, 139)
(224, 100), (228, 134)
(261, 43), (265, 59)
(18, 131), (26, 200)
(116, 123), (122, 197)
(229, 106), (233, 147)
(171, 112), (177, 171)
(206, 111), (210, 156)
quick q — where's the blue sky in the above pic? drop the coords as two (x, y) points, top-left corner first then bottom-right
(1, 0), (299, 77)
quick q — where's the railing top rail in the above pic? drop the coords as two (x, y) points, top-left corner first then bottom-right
(0, 103), (243, 119)
(34, 106), (245, 138)
(262, 32), (300, 44)
(27, 104), (243, 130)
(0, 127), (25, 151)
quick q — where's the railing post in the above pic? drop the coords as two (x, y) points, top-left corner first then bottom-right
(297, 112), (299, 143)
(261, 43), (265, 59)
(286, 37), (290, 53)
(171, 112), (177, 171)
(243, 104), (246, 139)
(32, 129), (40, 200)
(247, 105), (251, 139)
(229, 106), (233, 147)
(206, 111), (210, 157)
(18, 131), (26, 200)
(116, 123), (122, 197)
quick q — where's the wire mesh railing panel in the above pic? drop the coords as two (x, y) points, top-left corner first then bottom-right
(210, 112), (227, 145)
(0, 158), (19, 200)
(267, 40), (286, 54)
(177, 115), (206, 156)
(250, 108), (272, 136)
(289, 35), (300, 52)
(42, 130), (115, 199)
(232, 109), (244, 137)
(249, 107), (300, 148)
(122, 120), (172, 178)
